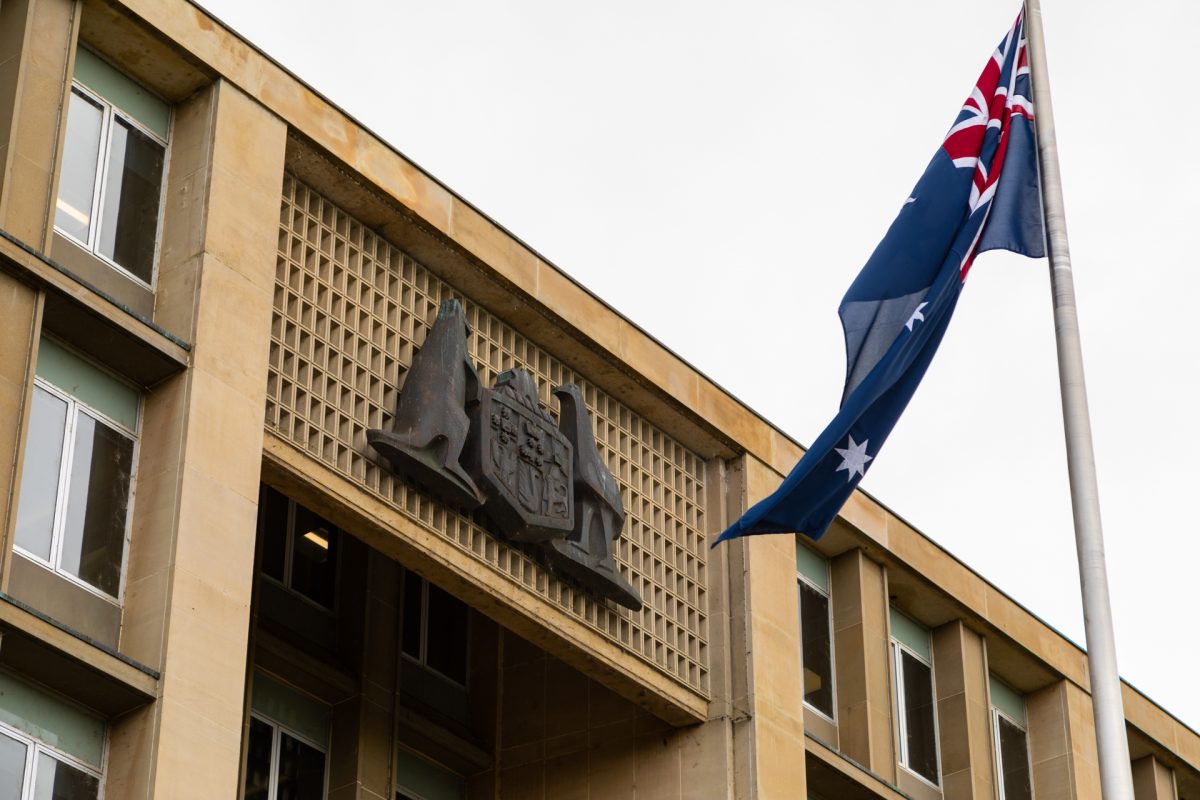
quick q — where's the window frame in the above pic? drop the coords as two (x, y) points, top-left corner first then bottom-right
(891, 632), (943, 789)
(259, 493), (341, 614)
(796, 558), (837, 723)
(15, 375), (139, 605)
(247, 711), (330, 800)
(400, 571), (471, 689)
(55, 77), (170, 291)
(991, 701), (1035, 800)
(0, 718), (103, 799)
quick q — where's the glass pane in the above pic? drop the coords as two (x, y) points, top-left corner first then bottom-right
(96, 116), (164, 284)
(425, 583), (469, 685)
(289, 504), (338, 609)
(998, 716), (1033, 800)
(401, 572), (423, 660)
(901, 651), (939, 784)
(799, 582), (834, 716)
(15, 387), (69, 560)
(276, 732), (326, 800)
(54, 90), (104, 243)
(32, 752), (99, 800)
(0, 732), (27, 800)
(243, 718), (273, 800)
(259, 487), (289, 582)
(60, 413), (134, 596)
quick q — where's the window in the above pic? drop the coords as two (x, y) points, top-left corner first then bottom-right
(14, 337), (139, 600)
(54, 47), (169, 286)
(400, 569), (469, 687)
(395, 747), (465, 800)
(243, 673), (330, 800)
(0, 671), (105, 800)
(991, 676), (1033, 800)
(796, 541), (834, 718)
(259, 486), (340, 611)
(890, 608), (940, 787)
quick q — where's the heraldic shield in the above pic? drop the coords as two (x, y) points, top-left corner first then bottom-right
(464, 370), (574, 542)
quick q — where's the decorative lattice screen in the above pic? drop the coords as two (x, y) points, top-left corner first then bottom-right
(267, 176), (708, 695)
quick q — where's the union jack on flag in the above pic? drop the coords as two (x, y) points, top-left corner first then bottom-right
(716, 12), (1046, 546)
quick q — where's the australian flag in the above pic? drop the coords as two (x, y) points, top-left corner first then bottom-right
(715, 13), (1046, 546)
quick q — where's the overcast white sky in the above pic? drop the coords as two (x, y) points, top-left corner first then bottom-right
(195, 0), (1200, 730)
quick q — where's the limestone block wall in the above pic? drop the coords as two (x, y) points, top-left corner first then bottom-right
(492, 629), (734, 800)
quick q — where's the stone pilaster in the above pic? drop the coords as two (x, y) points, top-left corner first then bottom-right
(0, 0), (78, 249)
(106, 78), (286, 798)
(831, 547), (895, 780)
(1027, 679), (1103, 800)
(932, 620), (995, 799)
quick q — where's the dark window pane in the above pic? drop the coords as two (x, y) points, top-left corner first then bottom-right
(97, 117), (164, 283)
(425, 583), (468, 685)
(15, 387), (69, 560)
(289, 504), (338, 609)
(55, 90), (104, 243)
(0, 732), (27, 800)
(60, 412), (134, 596)
(901, 650), (939, 784)
(401, 571), (423, 660)
(33, 752), (99, 800)
(276, 731), (326, 800)
(799, 582), (834, 717)
(243, 718), (273, 800)
(259, 487), (289, 582)
(998, 716), (1033, 800)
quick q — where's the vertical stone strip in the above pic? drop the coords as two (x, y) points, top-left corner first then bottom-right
(0, 270), (41, 582)
(329, 551), (398, 800)
(741, 455), (807, 798)
(1027, 680), (1104, 800)
(0, 0), (78, 248)
(107, 79), (286, 798)
(1132, 755), (1178, 800)
(831, 547), (895, 780)
(931, 620), (995, 799)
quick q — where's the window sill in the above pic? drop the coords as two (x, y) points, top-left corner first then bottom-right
(0, 592), (157, 717)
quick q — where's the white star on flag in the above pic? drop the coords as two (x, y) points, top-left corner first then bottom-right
(905, 301), (929, 331)
(834, 435), (873, 481)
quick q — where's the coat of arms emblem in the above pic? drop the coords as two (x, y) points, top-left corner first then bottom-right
(367, 300), (642, 610)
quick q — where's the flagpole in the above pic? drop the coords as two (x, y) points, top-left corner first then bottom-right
(1023, 2), (1135, 798)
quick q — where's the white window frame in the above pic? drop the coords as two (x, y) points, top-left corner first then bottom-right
(400, 572), (471, 689)
(260, 494), (340, 614)
(247, 711), (330, 800)
(0, 719), (104, 799)
(796, 565), (837, 723)
(992, 704), (1035, 800)
(55, 79), (169, 291)
(892, 637), (943, 789)
(15, 376), (139, 605)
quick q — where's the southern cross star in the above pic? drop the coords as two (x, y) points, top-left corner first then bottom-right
(905, 301), (929, 331)
(834, 435), (872, 481)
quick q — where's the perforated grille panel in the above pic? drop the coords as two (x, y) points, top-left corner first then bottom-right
(268, 176), (709, 695)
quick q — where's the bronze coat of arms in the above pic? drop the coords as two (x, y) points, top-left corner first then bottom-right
(367, 300), (642, 610)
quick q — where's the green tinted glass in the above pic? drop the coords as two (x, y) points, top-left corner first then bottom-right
(35, 337), (138, 430)
(889, 607), (931, 662)
(0, 672), (104, 768)
(795, 541), (829, 592)
(72, 47), (169, 139)
(990, 675), (1026, 723)
(251, 672), (329, 747)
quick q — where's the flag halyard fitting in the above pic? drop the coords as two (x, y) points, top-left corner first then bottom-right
(715, 11), (1045, 547)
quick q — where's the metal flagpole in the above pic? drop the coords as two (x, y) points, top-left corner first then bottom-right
(1022, 2), (1135, 798)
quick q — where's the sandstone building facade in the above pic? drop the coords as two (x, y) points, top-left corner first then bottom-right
(0, 0), (1195, 797)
